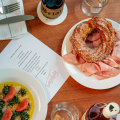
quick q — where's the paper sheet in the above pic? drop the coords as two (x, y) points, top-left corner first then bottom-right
(0, 33), (69, 102)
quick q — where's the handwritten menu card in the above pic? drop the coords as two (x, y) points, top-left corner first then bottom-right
(0, 33), (69, 102)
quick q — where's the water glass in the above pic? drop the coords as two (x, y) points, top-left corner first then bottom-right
(51, 102), (79, 120)
(82, 0), (109, 16)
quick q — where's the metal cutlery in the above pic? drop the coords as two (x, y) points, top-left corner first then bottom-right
(0, 2), (20, 14)
(0, 15), (35, 24)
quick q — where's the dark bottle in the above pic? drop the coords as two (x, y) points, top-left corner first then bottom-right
(41, 0), (65, 19)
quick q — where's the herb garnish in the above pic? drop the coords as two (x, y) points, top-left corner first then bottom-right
(21, 111), (30, 120)
(0, 100), (5, 110)
(18, 89), (27, 96)
(8, 95), (19, 106)
(26, 103), (30, 111)
(0, 110), (3, 119)
(11, 111), (20, 120)
(3, 85), (10, 95)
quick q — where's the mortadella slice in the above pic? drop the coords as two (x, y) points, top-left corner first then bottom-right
(77, 63), (100, 76)
(62, 52), (79, 65)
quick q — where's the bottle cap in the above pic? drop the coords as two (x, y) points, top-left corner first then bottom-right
(103, 102), (120, 118)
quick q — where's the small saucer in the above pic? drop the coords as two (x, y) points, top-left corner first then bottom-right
(37, 2), (68, 25)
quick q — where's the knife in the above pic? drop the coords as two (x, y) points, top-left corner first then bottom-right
(0, 15), (35, 24)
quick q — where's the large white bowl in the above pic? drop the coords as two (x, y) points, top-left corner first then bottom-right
(0, 68), (48, 120)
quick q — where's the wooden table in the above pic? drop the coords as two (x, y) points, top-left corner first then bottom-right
(0, 0), (120, 119)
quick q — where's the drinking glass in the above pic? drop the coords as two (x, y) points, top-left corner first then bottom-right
(51, 102), (79, 120)
(82, 0), (109, 16)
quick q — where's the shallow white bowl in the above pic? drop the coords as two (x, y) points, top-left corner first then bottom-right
(0, 68), (48, 120)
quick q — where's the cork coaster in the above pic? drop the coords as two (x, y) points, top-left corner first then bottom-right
(37, 1), (68, 25)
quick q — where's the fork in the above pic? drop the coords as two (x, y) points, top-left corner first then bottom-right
(0, 2), (20, 14)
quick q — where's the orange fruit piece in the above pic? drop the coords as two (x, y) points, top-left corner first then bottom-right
(3, 85), (15, 102)
(16, 98), (29, 112)
(1, 108), (12, 120)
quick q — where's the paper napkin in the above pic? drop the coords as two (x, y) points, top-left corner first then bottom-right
(0, 0), (27, 40)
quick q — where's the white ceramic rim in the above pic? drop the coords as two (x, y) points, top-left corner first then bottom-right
(0, 68), (48, 120)
(62, 18), (120, 90)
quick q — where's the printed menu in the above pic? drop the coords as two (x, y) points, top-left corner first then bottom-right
(0, 33), (69, 102)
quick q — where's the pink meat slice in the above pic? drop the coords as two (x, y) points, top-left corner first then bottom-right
(115, 31), (120, 40)
(94, 61), (120, 80)
(87, 32), (100, 41)
(98, 62), (118, 71)
(76, 55), (86, 64)
(102, 58), (119, 68)
(62, 52), (86, 65)
(93, 39), (101, 47)
(85, 41), (94, 48)
(62, 52), (79, 65)
(111, 44), (120, 59)
(94, 69), (120, 80)
(86, 32), (101, 48)
(112, 57), (120, 65)
(114, 41), (120, 47)
(77, 63), (100, 76)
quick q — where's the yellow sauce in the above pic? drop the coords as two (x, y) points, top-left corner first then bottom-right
(0, 81), (34, 119)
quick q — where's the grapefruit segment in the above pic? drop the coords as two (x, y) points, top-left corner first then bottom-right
(3, 85), (15, 102)
(1, 108), (12, 120)
(16, 98), (29, 112)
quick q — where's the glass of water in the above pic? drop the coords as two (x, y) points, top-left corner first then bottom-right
(51, 102), (79, 120)
(82, 0), (109, 16)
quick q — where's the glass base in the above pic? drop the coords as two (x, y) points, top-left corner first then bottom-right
(82, 6), (102, 16)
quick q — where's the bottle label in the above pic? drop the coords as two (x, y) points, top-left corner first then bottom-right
(41, 1), (64, 19)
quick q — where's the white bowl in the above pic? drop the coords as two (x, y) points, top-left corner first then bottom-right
(0, 68), (48, 120)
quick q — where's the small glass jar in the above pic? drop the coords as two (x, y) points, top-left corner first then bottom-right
(51, 102), (79, 120)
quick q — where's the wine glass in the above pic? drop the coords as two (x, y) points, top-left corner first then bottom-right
(82, 0), (109, 16)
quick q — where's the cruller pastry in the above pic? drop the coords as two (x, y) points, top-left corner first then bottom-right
(70, 17), (114, 62)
